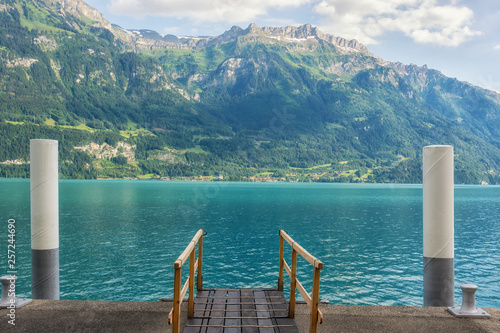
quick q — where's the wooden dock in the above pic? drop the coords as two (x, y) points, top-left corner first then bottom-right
(168, 229), (323, 333)
(184, 288), (298, 332)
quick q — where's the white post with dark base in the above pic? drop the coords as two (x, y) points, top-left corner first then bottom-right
(30, 139), (59, 300)
(423, 145), (454, 307)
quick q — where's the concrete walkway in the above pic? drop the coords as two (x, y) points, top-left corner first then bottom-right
(1, 300), (499, 332)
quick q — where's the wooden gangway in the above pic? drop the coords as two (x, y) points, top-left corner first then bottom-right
(168, 229), (323, 333)
(184, 288), (298, 332)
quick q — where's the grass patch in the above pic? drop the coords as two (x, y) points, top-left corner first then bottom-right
(310, 164), (331, 169)
(125, 120), (138, 130)
(79, 16), (95, 25)
(17, 3), (75, 34)
(95, 159), (115, 168)
(359, 169), (374, 180)
(45, 118), (56, 126)
(120, 128), (153, 138)
(184, 147), (208, 154)
(20, 17), (68, 34)
(290, 163), (332, 170)
(325, 123), (344, 130)
(139, 49), (168, 58)
(128, 161), (140, 167)
(138, 174), (157, 180)
(354, 117), (367, 122)
(59, 123), (95, 132)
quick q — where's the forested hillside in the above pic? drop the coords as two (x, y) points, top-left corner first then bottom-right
(1, 0), (500, 184)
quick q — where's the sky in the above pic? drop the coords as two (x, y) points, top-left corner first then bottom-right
(83, 0), (500, 93)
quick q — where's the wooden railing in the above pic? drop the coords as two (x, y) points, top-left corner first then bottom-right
(168, 229), (204, 333)
(278, 229), (324, 333)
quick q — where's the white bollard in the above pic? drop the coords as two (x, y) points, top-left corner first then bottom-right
(0, 275), (32, 308)
(30, 139), (59, 300)
(459, 284), (478, 314)
(423, 145), (454, 307)
(447, 284), (491, 318)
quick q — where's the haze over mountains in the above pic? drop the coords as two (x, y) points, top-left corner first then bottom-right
(1, 0), (500, 183)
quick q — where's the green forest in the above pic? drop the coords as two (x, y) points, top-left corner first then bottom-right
(1, 1), (500, 184)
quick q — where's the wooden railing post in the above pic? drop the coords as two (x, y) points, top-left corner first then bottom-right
(197, 233), (203, 291)
(279, 230), (323, 332)
(172, 262), (182, 333)
(310, 265), (322, 333)
(278, 232), (284, 291)
(289, 247), (297, 319)
(168, 229), (205, 332)
(188, 249), (195, 318)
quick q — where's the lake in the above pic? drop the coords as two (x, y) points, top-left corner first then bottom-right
(0, 179), (498, 308)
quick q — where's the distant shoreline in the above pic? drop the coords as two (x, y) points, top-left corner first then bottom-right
(1, 176), (495, 186)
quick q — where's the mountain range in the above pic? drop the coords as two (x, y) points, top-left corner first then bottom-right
(1, 0), (500, 184)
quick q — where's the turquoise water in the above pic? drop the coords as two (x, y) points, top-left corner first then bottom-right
(0, 179), (499, 308)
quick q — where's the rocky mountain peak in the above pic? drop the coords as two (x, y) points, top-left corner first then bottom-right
(40, 0), (113, 30)
(262, 24), (316, 39)
(260, 23), (368, 53)
(245, 23), (262, 34)
(229, 25), (244, 34)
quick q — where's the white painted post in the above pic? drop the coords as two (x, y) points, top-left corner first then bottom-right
(423, 145), (454, 306)
(30, 139), (59, 300)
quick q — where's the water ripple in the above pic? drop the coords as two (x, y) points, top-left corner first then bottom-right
(1, 181), (498, 307)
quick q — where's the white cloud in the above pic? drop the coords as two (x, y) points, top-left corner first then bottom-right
(107, 0), (481, 46)
(108, 0), (312, 23)
(313, 0), (481, 46)
(494, 44), (500, 50)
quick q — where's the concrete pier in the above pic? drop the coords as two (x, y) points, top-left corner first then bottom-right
(1, 300), (498, 332)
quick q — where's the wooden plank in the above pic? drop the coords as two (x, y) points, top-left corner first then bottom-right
(193, 290), (210, 311)
(254, 291), (274, 333)
(192, 303), (285, 306)
(184, 290), (211, 333)
(267, 291), (298, 333)
(225, 290), (241, 333)
(273, 318), (299, 333)
(206, 289), (226, 333)
(185, 289), (301, 333)
(194, 296), (282, 300)
(241, 290), (258, 333)
(206, 290), (219, 332)
(265, 290), (288, 318)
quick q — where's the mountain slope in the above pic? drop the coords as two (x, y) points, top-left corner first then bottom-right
(1, 0), (500, 184)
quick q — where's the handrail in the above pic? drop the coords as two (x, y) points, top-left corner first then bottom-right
(168, 229), (204, 333)
(278, 229), (323, 333)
